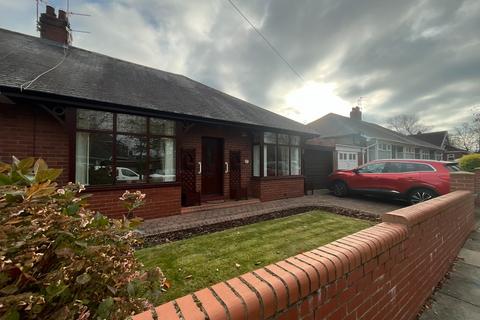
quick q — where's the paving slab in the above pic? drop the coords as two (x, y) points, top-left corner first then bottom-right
(439, 262), (480, 307)
(458, 247), (480, 267)
(420, 293), (480, 320)
(420, 211), (480, 320)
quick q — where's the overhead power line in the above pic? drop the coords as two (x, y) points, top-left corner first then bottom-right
(226, 0), (304, 82)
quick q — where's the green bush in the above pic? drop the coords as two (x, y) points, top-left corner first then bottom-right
(0, 157), (166, 319)
(458, 153), (480, 172)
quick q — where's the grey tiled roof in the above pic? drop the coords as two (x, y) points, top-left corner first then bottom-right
(307, 113), (442, 150)
(409, 131), (447, 148)
(0, 28), (315, 135)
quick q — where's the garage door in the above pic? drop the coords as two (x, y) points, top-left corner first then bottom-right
(337, 152), (358, 170)
(304, 149), (333, 189)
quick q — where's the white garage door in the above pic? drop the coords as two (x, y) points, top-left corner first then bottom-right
(338, 152), (358, 170)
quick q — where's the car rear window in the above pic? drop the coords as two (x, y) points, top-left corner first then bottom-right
(444, 163), (461, 172)
(383, 162), (435, 173)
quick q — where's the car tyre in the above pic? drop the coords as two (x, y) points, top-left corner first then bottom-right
(332, 181), (348, 197)
(408, 188), (437, 205)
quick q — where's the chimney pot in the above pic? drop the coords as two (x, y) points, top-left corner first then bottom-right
(350, 106), (362, 121)
(58, 10), (67, 21)
(45, 5), (56, 16)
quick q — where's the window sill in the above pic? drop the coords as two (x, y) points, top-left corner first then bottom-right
(251, 175), (304, 181)
(85, 182), (181, 192)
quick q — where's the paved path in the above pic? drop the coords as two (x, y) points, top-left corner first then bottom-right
(140, 191), (403, 236)
(420, 210), (480, 320)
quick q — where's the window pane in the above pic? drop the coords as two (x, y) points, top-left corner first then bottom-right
(290, 147), (300, 175)
(358, 162), (385, 173)
(253, 144), (260, 177)
(117, 114), (147, 134)
(290, 136), (300, 146)
(413, 163), (434, 172)
(77, 109), (113, 131)
(150, 118), (175, 136)
(75, 132), (114, 185)
(264, 132), (277, 144)
(264, 144), (276, 176)
(149, 137), (176, 182)
(278, 146), (289, 175)
(116, 134), (147, 183)
(278, 134), (289, 145)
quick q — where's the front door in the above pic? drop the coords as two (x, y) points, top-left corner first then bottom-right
(202, 137), (223, 196)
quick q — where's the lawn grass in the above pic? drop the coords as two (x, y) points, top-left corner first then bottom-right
(136, 210), (375, 303)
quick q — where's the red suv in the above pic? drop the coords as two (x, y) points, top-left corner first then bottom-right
(328, 160), (460, 204)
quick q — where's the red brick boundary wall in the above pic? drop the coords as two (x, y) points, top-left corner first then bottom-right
(133, 189), (475, 320)
(451, 170), (479, 206)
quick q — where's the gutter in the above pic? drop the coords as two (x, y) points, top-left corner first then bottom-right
(0, 86), (318, 138)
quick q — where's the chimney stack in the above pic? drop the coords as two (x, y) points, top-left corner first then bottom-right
(350, 106), (362, 121)
(38, 5), (70, 45)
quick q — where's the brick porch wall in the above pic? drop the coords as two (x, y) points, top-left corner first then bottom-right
(87, 185), (181, 219)
(0, 103), (70, 184)
(251, 176), (305, 202)
(133, 189), (475, 319)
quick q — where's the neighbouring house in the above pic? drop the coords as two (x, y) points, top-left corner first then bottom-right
(410, 131), (470, 161)
(303, 106), (442, 188)
(0, 6), (317, 219)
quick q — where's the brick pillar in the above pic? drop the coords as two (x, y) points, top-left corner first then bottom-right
(450, 171), (475, 193)
(474, 168), (480, 206)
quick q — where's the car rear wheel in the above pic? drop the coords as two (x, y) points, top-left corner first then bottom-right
(332, 181), (348, 197)
(408, 188), (437, 205)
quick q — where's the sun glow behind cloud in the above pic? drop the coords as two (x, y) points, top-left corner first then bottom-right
(282, 81), (352, 124)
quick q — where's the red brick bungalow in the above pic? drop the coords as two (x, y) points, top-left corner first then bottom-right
(0, 8), (316, 219)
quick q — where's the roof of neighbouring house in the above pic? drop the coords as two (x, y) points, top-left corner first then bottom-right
(409, 131), (448, 148)
(0, 28), (316, 135)
(445, 144), (469, 153)
(307, 113), (442, 150)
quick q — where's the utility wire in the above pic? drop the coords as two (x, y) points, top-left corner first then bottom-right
(20, 45), (68, 91)
(226, 0), (304, 82)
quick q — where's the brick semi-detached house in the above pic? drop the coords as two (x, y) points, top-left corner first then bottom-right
(0, 6), (317, 219)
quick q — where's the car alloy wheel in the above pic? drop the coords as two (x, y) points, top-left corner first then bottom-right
(410, 190), (434, 204)
(333, 181), (347, 197)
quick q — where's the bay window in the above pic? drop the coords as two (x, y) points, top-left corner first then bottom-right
(75, 109), (176, 186)
(253, 131), (302, 177)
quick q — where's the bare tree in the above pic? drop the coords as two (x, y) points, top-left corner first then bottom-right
(386, 114), (432, 135)
(450, 106), (480, 152)
(450, 122), (476, 152)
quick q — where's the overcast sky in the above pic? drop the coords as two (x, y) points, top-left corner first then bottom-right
(1, 0), (479, 131)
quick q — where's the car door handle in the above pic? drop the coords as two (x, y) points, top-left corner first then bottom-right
(225, 162), (229, 174)
(198, 162), (202, 174)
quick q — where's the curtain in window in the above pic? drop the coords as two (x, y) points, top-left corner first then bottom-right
(290, 147), (300, 175)
(75, 132), (90, 185)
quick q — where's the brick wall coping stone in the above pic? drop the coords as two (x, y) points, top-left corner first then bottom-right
(381, 190), (472, 227)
